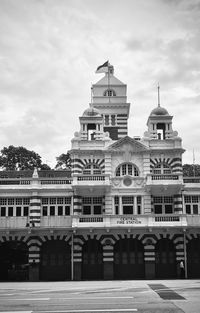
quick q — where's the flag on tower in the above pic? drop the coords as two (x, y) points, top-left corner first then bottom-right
(95, 61), (109, 73)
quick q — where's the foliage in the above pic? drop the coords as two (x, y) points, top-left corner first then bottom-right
(55, 152), (71, 170)
(183, 164), (200, 177)
(0, 145), (51, 171)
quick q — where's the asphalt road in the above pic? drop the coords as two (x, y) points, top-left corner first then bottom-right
(0, 280), (200, 313)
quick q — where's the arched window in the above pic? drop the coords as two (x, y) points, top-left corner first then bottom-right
(83, 163), (102, 175)
(103, 89), (116, 97)
(152, 163), (172, 175)
(116, 163), (139, 177)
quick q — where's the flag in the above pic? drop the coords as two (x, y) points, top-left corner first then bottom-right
(96, 61), (109, 73)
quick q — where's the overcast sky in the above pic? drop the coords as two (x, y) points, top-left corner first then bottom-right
(0, 0), (200, 167)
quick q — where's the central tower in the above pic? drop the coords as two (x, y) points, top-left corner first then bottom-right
(92, 64), (130, 140)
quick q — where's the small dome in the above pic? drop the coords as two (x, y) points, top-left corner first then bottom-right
(150, 106), (169, 116)
(82, 107), (101, 117)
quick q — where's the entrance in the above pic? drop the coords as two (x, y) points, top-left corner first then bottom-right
(82, 239), (103, 280)
(155, 238), (176, 278)
(40, 240), (71, 281)
(0, 241), (28, 281)
(114, 238), (145, 279)
(187, 238), (200, 278)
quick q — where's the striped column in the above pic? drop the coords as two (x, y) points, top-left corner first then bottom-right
(27, 237), (41, 281)
(144, 242), (155, 279)
(73, 194), (82, 215)
(73, 237), (83, 280)
(29, 194), (41, 227)
(103, 244), (114, 280)
(117, 114), (128, 139)
(174, 194), (183, 213)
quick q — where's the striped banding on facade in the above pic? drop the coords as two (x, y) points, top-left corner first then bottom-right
(73, 195), (82, 214)
(71, 158), (105, 175)
(150, 157), (182, 173)
(174, 194), (183, 213)
(117, 114), (128, 138)
(103, 245), (114, 262)
(29, 196), (41, 227)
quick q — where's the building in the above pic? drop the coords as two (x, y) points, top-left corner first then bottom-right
(0, 65), (200, 281)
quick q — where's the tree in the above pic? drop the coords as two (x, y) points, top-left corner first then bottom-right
(0, 145), (51, 171)
(183, 164), (200, 177)
(55, 152), (71, 170)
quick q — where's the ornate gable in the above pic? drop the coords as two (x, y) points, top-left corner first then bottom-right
(107, 136), (148, 153)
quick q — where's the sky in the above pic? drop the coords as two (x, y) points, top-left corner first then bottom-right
(0, 0), (200, 167)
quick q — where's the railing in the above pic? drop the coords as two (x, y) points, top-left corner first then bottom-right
(0, 179), (31, 185)
(151, 175), (179, 180)
(3, 214), (200, 229)
(79, 217), (103, 223)
(154, 215), (180, 222)
(183, 177), (200, 183)
(72, 214), (187, 228)
(77, 176), (105, 181)
(41, 179), (71, 184)
(0, 178), (71, 186)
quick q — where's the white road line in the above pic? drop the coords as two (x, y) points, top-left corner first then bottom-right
(0, 311), (32, 313)
(1, 298), (50, 301)
(36, 308), (137, 313)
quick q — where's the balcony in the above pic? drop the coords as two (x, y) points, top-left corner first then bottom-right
(0, 177), (72, 190)
(183, 177), (200, 190)
(72, 214), (188, 228)
(146, 174), (183, 194)
(40, 216), (72, 228)
(72, 174), (110, 192)
(0, 216), (73, 229)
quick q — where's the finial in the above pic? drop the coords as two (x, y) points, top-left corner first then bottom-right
(157, 83), (160, 107)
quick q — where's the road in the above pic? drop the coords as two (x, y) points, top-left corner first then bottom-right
(0, 280), (200, 313)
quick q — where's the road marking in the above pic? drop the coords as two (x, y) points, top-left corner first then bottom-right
(149, 284), (185, 300)
(0, 311), (32, 313)
(0, 298), (50, 301)
(36, 308), (137, 313)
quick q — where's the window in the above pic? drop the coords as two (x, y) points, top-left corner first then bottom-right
(103, 89), (116, 97)
(152, 163), (172, 175)
(116, 163), (139, 177)
(153, 196), (174, 214)
(111, 115), (116, 126)
(105, 115), (109, 125)
(83, 163), (102, 175)
(82, 197), (103, 215)
(184, 195), (200, 214)
(0, 197), (30, 217)
(41, 197), (72, 216)
(0, 207), (6, 216)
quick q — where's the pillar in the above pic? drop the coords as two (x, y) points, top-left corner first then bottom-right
(144, 241), (155, 279)
(103, 243), (114, 280)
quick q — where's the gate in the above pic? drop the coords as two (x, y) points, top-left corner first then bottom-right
(82, 239), (103, 280)
(0, 241), (28, 281)
(114, 238), (145, 279)
(40, 240), (71, 281)
(187, 238), (200, 278)
(155, 238), (176, 278)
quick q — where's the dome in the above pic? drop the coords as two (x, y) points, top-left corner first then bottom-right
(82, 107), (101, 117)
(150, 106), (169, 116)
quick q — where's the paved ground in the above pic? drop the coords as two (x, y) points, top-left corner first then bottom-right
(0, 280), (200, 313)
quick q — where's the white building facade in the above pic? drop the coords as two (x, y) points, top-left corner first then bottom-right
(0, 66), (200, 281)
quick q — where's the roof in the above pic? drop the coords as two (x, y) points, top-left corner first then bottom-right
(107, 136), (148, 152)
(150, 106), (169, 116)
(95, 74), (124, 86)
(0, 170), (71, 179)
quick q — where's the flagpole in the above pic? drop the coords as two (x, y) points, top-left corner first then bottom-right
(90, 83), (93, 107)
(108, 61), (110, 103)
(193, 149), (195, 177)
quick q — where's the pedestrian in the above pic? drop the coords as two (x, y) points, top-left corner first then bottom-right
(180, 260), (185, 279)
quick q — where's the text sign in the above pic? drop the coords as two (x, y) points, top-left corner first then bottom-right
(116, 217), (142, 225)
